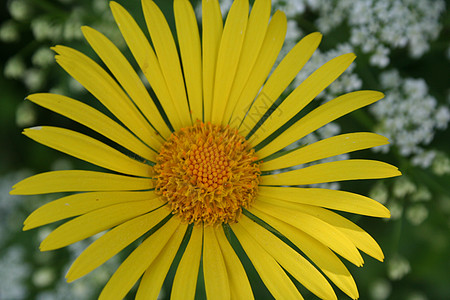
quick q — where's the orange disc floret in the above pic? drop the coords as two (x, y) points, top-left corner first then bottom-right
(153, 121), (260, 225)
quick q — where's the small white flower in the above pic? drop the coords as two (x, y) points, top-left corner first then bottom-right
(393, 177), (416, 198)
(32, 47), (55, 67)
(369, 182), (389, 205)
(16, 101), (37, 128)
(432, 153), (450, 176)
(4, 56), (26, 79)
(23, 68), (45, 91)
(369, 278), (392, 300)
(32, 268), (56, 288)
(387, 255), (411, 280)
(406, 204), (429, 226)
(8, 0), (33, 22)
(0, 20), (19, 42)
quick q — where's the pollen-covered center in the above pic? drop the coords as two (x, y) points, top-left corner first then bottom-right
(154, 121), (260, 225)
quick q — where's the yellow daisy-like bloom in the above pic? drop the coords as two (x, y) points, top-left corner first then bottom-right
(11, 0), (401, 299)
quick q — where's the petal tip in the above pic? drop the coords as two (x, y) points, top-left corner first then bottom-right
(65, 269), (77, 283)
(311, 31), (323, 38)
(347, 52), (357, 60)
(80, 25), (92, 35)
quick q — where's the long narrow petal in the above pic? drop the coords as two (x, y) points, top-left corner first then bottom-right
(257, 90), (384, 158)
(66, 206), (170, 282)
(210, 0), (249, 123)
(174, 0), (202, 121)
(53, 45), (162, 151)
(40, 200), (163, 251)
(202, 0), (223, 121)
(98, 217), (180, 300)
(261, 132), (389, 171)
(250, 53), (356, 145)
(24, 191), (160, 230)
(81, 26), (171, 138)
(227, 10), (287, 127)
(296, 204), (385, 261)
(203, 225), (230, 300)
(136, 222), (188, 300)
(215, 226), (254, 300)
(23, 126), (151, 177)
(110, 1), (182, 130)
(10, 171), (153, 195)
(27, 94), (155, 162)
(223, 0), (272, 124)
(239, 32), (322, 136)
(250, 208), (359, 299)
(239, 216), (337, 300)
(253, 198), (364, 266)
(231, 222), (304, 299)
(257, 186), (390, 218)
(260, 159), (401, 186)
(171, 225), (203, 300)
(142, 0), (191, 126)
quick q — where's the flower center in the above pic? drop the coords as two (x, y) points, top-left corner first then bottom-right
(154, 121), (260, 225)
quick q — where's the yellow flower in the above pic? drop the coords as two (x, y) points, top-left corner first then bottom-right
(11, 0), (401, 299)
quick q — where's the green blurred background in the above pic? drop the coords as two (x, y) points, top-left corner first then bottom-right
(1, 0), (449, 299)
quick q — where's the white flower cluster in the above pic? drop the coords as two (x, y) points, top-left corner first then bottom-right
(369, 278), (392, 300)
(0, 170), (33, 247)
(35, 235), (121, 300)
(370, 70), (450, 168)
(387, 255), (411, 280)
(272, 0), (306, 19)
(0, 20), (20, 42)
(0, 247), (30, 300)
(273, 0), (446, 66)
(370, 176), (432, 226)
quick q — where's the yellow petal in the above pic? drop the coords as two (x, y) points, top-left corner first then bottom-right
(253, 198), (364, 266)
(81, 26), (171, 139)
(66, 206), (170, 282)
(249, 53), (356, 145)
(296, 204), (385, 261)
(174, 0), (203, 122)
(53, 45), (162, 151)
(239, 216), (336, 300)
(261, 132), (389, 171)
(27, 93), (155, 162)
(136, 222), (188, 300)
(215, 226), (254, 300)
(250, 208), (359, 299)
(202, 0), (223, 122)
(10, 170), (153, 195)
(227, 10), (287, 128)
(142, 0), (191, 126)
(210, 0), (249, 123)
(203, 225), (230, 300)
(171, 225), (203, 300)
(260, 159), (401, 186)
(257, 90), (384, 158)
(109, 1), (182, 130)
(257, 186), (390, 218)
(98, 217), (180, 300)
(231, 222), (304, 299)
(239, 32), (322, 136)
(24, 191), (159, 230)
(23, 126), (152, 177)
(223, 0), (272, 124)
(40, 200), (163, 251)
